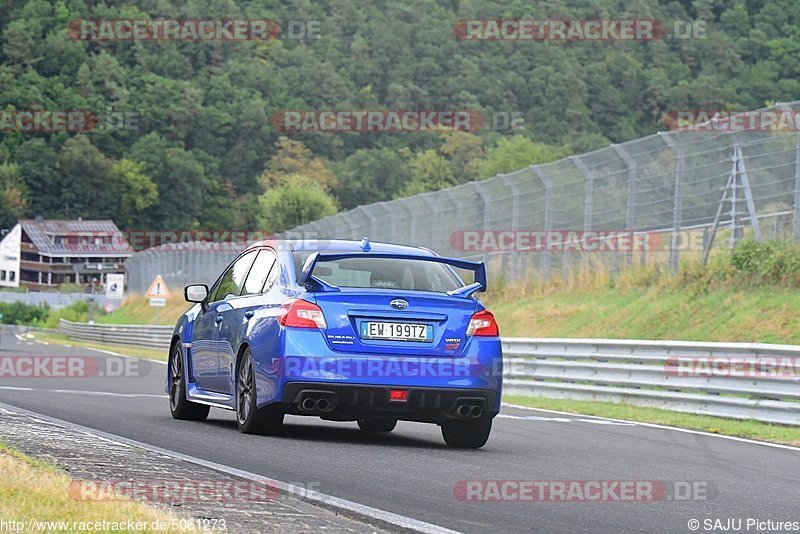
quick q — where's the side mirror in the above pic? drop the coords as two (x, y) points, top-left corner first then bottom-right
(184, 284), (209, 304)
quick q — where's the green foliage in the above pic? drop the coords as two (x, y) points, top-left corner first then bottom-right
(44, 300), (88, 329)
(1, 0), (800, 228)
(0, 301), (49, 325)
(478, 136), (572, 179)
(257, 174), (338, 232)
(729, 240), (800, 286)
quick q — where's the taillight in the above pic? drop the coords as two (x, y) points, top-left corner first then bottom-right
(466, 309), (499, 337)
(278, 299), (327, 329)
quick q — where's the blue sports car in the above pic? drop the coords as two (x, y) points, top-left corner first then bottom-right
(168, 238), (502, 448)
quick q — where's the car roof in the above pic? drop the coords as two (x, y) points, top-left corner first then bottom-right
(245, 238), (437, 256)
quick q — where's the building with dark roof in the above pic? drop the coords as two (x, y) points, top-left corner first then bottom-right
(0, 219), (133, 291)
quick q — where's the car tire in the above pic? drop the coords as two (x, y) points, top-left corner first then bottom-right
(441, 416), (493, 448)
(236, 348), (284, 435)
(169, 343), (210, 421)
(357, 418), (397, 433)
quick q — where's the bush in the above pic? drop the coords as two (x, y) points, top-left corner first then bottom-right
(45, 300), (89, 329)
(729, 239), (800, 287)
(0, 301), (49, 326)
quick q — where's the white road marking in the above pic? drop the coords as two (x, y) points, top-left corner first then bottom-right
(0, 402), (461, 534)
(502, 402), (800, 452)
(0, 386), (165, 399)
(497, 413), (636, 426)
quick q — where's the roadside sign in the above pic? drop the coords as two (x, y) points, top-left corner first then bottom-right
(106, 273), (125, 300)
(145, 275), (171, 299)
(148, 297), (167, 307)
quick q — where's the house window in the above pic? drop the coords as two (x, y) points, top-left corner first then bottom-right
(0, 270), (6, 281)
(8, 271), (15, 282)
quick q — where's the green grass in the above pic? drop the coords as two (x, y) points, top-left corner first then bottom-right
(0, 443), (186, 532)
(504, 396), (800, 446)
(489, 284), (800, 344)
(30, 332), (168, 362)
(96, 295), (190, 326)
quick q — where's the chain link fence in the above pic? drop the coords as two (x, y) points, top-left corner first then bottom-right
(126, 102), (800, 292)
(290, 101), (800, 282)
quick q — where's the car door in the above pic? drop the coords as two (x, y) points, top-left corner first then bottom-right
(191, 250), (257, 393)
(216, 248), (279, 395)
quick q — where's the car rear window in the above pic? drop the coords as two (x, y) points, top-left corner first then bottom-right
(293, 253), (462, 293)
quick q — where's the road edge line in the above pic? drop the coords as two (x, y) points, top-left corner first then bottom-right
(0, 401), (461, 534)
(502, 402), (800, 452)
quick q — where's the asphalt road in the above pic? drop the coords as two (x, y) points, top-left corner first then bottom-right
(1, 332), (799, 533)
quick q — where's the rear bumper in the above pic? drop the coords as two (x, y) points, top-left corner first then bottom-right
(280, 382), (499, 424)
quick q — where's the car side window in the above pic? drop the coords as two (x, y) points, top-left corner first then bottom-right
(242, 249), (277, 295)
(210, 250), (257, 302)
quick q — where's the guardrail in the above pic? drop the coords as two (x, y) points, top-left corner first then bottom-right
(57, 321), (800, 425)
(503, 338), (800, 426)
(59, 319), (173, 351)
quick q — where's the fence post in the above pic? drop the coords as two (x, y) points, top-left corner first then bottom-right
(571, 156), (594, 279)
(794, 131), (800, 243)
(531, 166), (553, 280)
(356, 206), (377, 241)
(499, 174), (520, 277)
(660, 132), (685, 274)
(613, 144), (638, 267)
(469, 183), (491, 266)
(419, 193), (438, 250)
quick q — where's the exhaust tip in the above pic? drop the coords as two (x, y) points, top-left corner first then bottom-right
(300, 397), (316, 411)
(316, 398), (331, 412)
(455, 405), (471, 418)
(470, 406), (483, 418)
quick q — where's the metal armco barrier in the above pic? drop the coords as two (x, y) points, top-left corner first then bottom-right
(59, 319), (173, 351)
(57, 321), (800, 426)
(503, 338), (800, 426)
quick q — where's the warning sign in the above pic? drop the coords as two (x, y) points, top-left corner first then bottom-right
(145, 275), (171, 300)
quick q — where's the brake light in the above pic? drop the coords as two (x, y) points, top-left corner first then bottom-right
(278, 299), (327, 329)
(466, 309), (499, 337)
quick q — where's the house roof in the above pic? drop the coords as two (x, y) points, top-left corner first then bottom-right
(18, 219), (134, 256)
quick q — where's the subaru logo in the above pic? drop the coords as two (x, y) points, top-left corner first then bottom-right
(390, 299), (409, 310)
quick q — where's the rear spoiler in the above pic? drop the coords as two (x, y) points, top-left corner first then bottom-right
(297, 252), (487, 295)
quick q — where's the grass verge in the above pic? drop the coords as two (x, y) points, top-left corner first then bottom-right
(29, 332), (167, 362)
(0, 443), (184, 532)
(504, 395), (800, 446)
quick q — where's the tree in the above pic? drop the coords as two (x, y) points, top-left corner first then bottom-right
(478, 137), (571, 179)
(397, 149), (456, 197)
(58, 136), (114, 219)
(109, 159), (158, 228)
(257, 174), (338, 232)
(332, 148), (409, 210)
(0, 162), (28, 229)
(257, 137), (337, 190)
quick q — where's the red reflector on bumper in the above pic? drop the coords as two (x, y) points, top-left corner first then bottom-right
(389, 389), (408, 402)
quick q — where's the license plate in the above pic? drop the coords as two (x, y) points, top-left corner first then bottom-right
(360, 322), (432, 342)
